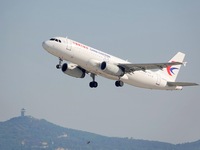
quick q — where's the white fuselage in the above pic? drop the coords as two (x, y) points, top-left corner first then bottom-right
(42, 37), (182, 90)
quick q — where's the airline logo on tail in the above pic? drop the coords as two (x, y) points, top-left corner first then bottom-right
(167, 66), (178, 76)
(167, 61), (178, 76)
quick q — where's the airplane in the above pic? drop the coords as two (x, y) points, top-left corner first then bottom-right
(42, 37), (198, 90)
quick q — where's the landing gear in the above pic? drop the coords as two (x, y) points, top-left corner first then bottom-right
(56, 58), (63, 69)
(89, 81), (98, 88)
(115, 80), (124, 87)
(89, 73), (98, 88)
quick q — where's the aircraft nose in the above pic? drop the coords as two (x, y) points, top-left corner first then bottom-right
(42, 41), (46, 49)
(42, 41), (48, 50)
(42, 40), (54, 54)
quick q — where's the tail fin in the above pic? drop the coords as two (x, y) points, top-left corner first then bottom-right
(162, 52), (185, 82)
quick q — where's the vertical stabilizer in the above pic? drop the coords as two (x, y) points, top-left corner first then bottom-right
(162, 52), (185, 82)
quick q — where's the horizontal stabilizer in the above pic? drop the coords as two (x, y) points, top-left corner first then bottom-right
(167, 82), (199, 86)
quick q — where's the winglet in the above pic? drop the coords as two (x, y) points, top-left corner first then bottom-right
(183, 62), (187, 66)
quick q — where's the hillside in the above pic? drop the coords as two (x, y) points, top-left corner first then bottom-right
(0, 116), (199, 150)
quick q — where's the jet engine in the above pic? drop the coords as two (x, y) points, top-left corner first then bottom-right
(62, 63), (85, 78)
(100, 61), (124, 76)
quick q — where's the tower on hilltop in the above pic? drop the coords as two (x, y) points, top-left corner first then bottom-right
(21, 108), (26, 117)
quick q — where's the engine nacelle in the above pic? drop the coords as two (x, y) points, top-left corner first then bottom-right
(62, 63), (85, 78)
(100, 61), (124, 76)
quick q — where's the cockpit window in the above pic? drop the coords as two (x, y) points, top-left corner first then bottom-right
(50, 38), (61, 43)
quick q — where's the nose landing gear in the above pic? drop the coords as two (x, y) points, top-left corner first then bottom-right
(56, 58), (63, 69)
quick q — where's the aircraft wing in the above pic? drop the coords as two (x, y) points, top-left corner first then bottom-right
(118, 62), (182, 73)
(167, 82), (199, 86)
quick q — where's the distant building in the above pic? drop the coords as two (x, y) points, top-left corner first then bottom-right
(21, 108), (25, 117)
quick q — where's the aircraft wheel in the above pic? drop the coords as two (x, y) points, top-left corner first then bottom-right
(89, 81), (98, 88)
(115, 81), (124, 87)
(56, 64), (61, 69)
(94, 81), (98, 88)
(89, 82), (93, 88)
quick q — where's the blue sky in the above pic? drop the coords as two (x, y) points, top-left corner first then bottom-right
(1, 0), (200, 144)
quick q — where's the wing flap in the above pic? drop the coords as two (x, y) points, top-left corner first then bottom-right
(167, 82), (199, 86)
(119, 62), (182, 73)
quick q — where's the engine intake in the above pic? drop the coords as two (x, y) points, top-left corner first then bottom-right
(100, 61), (124, 76)
(100, 61), (107, 70)
(62, 63), (85, 78)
